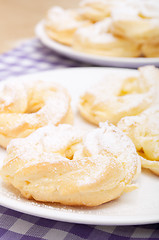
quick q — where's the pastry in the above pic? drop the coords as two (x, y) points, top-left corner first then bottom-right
(44, 1), (159, 57)
(73, 19), (140, 57)
(118, 106), (159, 176)
(142, 42), (159, 58)
(111, 5), (159, 44)
(79, 66), (157, 125)
(45, 6), (90, 46)
(1, 122), (141, 206)
(79, 0), (124, 22)
(137, 0), (159, 19)
(0, 79), (73, 148)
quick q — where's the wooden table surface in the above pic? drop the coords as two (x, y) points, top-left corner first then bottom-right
(0, 0), (79, 53)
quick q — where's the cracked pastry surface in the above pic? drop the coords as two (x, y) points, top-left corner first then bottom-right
(79, 66), (157, 126)
(0, 79), (73, 148)
(1, 122), (141, 206)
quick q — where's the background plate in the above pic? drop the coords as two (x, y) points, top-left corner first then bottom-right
(0, 67), (159, 225)
(35, 21), (159, 68)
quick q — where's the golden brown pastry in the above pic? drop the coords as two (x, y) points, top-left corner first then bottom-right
(45, 6), (90, 46)
(0, 79), (73, 148)
(1, 122), (141, 206)
(79, 66), (157, 126)
(73, 18), (140, 57)
(118, 106), (159, 176)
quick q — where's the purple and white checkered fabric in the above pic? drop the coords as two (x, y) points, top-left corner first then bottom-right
(0, 38), (90, 81)
(0, 38), (159, 240)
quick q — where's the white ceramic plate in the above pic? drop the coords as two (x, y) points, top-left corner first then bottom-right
(0, 67), (159, 225)
(35, 21), (159, 68)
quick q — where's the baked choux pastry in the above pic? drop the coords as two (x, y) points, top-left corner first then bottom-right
(43, 0), (159, 58)
(79, 0), (124, 22)
(111, 7), (159, 44)
(0, 79), (73, 148)
(118, 0), (159, 19)
(1, 122), (141, 206)
(79, 66), (157, 126)
(73, 19), (140, 57)
(118, 106), (159, 176)
(45, 6), (90, 46)
(137, 0), (159, 19)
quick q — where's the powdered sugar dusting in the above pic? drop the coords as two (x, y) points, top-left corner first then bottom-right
(80, 0), (127, 12)
(5, 124), (83, 166)
(3, 122), (140, 188)
(80, 0), (159, 20)
(0, 79), (70, 135)
(111, 2), (139, 21)
(0, 80), (28, 113)
(135, 0), (159, 19)
(75, 18), (114, 45)
(84, 122), (140, 183)
(80, 66), (156, 121)
(118, 105), (159, 162)
(46, 6), (89, 31)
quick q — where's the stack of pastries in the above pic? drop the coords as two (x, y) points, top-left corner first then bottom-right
(0, 65), (159, 207)
(44, 0), (159, 57)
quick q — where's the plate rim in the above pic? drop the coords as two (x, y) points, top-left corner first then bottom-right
(1, 195), (159, 226)
(35, 21), (159, 68)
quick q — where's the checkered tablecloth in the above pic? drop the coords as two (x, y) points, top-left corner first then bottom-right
(0, 38), (159, 240)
